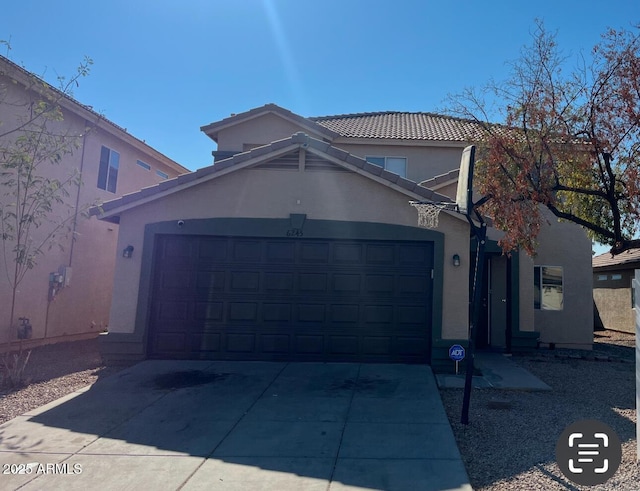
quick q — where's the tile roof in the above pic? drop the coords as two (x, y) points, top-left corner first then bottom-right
(92, 132), (452, 222)
(311, 112), (484, 142)
(419, 168), (460, 189)
(593, 248), (640, 269)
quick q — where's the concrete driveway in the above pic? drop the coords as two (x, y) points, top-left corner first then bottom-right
(0, 361), (472, 491)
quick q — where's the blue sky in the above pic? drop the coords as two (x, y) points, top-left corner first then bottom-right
(1, 1), (637, 252)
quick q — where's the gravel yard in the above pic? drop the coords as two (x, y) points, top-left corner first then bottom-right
(0, 338), (132, 425)
(439, 330), (638, 490)
(0, 331), (637, 490)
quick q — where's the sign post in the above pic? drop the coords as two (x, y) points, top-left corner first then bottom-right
(449, 344), (466, 375)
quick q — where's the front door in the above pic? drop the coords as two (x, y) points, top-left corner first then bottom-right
(476, 255), (508, 350)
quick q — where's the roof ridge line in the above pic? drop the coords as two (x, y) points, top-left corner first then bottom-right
(310, 111), (475, 122)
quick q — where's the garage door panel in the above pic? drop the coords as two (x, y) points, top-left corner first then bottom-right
(396, 337), (428, 355)
(198, 239), (228, 261)
(398, 244), (433, 266)
(364, 305), (394, 323)
(266, 242), (296, 263)
(265, 272), (294, 292)
(262, 303), (292, 322)
(226, 333), (256, 353)
(196, 271), (226, 290)
(228, 302), (259, 321)
(365, 275), (394, 293)
(191, 333), (222, 352)
(149, 236), (433, 363)
(163, 238), (195, 259)
(260, 334), (290, 354)
(230, 271), (260, 291)
(365, 244), (395, 265)
(330, 304), (359, 323)
(333, 274), (361, 293)
(298, 273), (328, 292)
(295, 335), (324, 354)
(300, 243), (330, 263)
(157, 301), (189, 320)
(333, 243), (363, 263)
(362, 336), (393, 355)
(328, 336), (359, 355)
(233, 240), (263, 262)
(194, 302), (224, 321)
(397, 305), (428, 324)
(159, 270), (191, 290)
(297, 304), (326, 323)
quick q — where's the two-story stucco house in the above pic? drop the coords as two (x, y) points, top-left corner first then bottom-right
(94, 104), (593, 371)
(0, 55), (188, 347)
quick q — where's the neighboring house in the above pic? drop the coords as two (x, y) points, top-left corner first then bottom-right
(94, 104), (593, 371)
(593, 249), (640, 333)
(0, 55), (188, 348)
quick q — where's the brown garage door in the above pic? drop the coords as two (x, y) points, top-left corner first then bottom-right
(148, 235), (433, 363)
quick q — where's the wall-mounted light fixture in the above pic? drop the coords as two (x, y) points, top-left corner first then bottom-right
(122, 245), (134, 258)
(452, 254), (461, 267)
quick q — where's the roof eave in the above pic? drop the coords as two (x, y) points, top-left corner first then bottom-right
(0, 55), (188, 174)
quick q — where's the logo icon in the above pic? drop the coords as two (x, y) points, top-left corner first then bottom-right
(555, 419), (622, 486)
(448, 344), (465, 361)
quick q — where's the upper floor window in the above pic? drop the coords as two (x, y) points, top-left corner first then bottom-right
(365, 156), (407, 178)
(156, 170), (169, 179)
(136, 160), (151, 171)
(97, 146), (119, 193)
(534, 266), (563, 310)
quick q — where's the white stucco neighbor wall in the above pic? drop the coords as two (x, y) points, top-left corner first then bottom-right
(107, 166), (470, 343)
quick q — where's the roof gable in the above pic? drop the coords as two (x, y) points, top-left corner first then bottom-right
(200, 103), (340, 143)
(92, 132), (452, 223)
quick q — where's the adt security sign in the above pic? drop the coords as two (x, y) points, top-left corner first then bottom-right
(449, 344), (465, 374)
(449, 344), (465, 361)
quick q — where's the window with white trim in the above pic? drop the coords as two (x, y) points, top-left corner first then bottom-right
(97, 146), (119, 193)
(156, 170), (169, 179)
(365, 156), (407, 178)
(534, 266), (563, 310)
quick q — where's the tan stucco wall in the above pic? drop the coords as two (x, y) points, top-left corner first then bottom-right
(593, 270), (635, 333)
(0, 73), (185, 344)
(210, 112), (467, 186)
(593, 289), (635, 333)
(107, 166), (470, 342)
(333, 141), (465, 184)
(519, 251), (535, 333)
(216, 113), (328, 153)
(534, 212), (594, 348)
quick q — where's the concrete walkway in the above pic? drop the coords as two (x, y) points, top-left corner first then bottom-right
(0, 361), (472, 491)
(436, 352), (552, 390)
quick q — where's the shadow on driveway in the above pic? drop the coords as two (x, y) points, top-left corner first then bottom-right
(0, 361), (472, 491)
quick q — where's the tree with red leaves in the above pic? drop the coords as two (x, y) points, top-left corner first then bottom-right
(450, 21), (640, 256)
